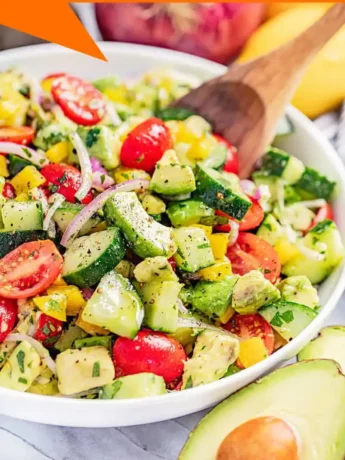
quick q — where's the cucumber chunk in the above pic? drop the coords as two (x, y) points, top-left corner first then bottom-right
(259, 301), (317, 342)
(295, 167), (336, 200)
(104, 192), (176, 259)
(53, 203), (102, 235)
(259, 147), (305, 185)
(193, 164), (251, 220)
(101, 373), (167, 399)
(256, 214), (284, 247)
(0, 230), (48, 258)
(8, 154), (32, 176)
(2, 200), (43, 231)
(82, 272), (144, 338)
(173, 227), (215, 272)
(201, 143), (227, 170)
(62, 228), (125, 288)
(167, 199), (215, 228)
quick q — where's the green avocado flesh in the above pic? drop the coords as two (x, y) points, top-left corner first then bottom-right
(179, 360), (345, 460)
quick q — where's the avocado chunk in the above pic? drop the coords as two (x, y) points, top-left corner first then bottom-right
(191, 275), (239, 320)
(101, 373), (167, 399)
(104, 192), (176, 259)
(141, 193), (166, 215)
(256, 213), (284, 247)
(298, 326), (345, 373)
(54, 324), (88, 352)
(77, 126), (120, 169)
(179, 360), (345, 460)
(134, 256), (178, 283)
(135, 280), (182, 333)
(33, 122), (68, 150)
(150, 149), (196, 195)
(182, 330), (239, 389)
(82, 271), (144, 339)
(27, 368), (59, 396)
(167, 199), (215, 228)
(232, 271), (280, 315)
(278, 276), (319, 309)
(0, 340), (46, 391)
(173, 227), (215, 272)
(56, 346), (114, 396)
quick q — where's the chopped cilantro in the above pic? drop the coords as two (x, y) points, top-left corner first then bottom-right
(85, 127), (101, 148)
(16, 350), (25, 373)
(197, 243), (210, 249)
(47, 299), (62, 312)
(22, 147), (32, 158)
(281, 310), (294, 323)
(18, 377), (28, 385)
(270, 312), (284, 327)
(185, 376), (193, 389)
(58, 172), (68, 185)
(40, 324), (51, 336)
(92, 361), (101, 378)
(43, 132), (66, 148)
(100, 174), (105, 184)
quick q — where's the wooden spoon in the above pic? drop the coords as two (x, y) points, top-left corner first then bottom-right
(172, 3), (345, 178)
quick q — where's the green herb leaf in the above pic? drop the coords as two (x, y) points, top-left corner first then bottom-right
(92, 361), (101, 378)
(16, 350), (25, 373)
(185, 376), (193, 389)
(85, 127), (101, 148)
(270, 312), (284, 328)
(281, 310), (294, 323)
(18, 377), (28, 384)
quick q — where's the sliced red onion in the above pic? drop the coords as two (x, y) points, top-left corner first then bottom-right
(61, 179), (150, 248)
(0, 142), (48, 167)
(70, 132), (93, 202)
(5, 333), (57, 375)
(240, 179), (255, 196)
(30, 187), (49, 214)
(92, 171), (115, 192)
(90, 157), (107, 174)
(43, 193), (65, 236)
(81, 287), (94, 301)
(228, 220), (239, 246)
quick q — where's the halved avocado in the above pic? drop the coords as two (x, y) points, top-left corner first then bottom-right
(298, 326), (345, 373)
(179, 360), (345, 460)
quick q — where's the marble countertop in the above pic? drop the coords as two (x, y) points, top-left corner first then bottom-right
(1, 296), (344, 460)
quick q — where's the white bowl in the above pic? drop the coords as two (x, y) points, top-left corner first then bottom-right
(0, 42), (344, 427)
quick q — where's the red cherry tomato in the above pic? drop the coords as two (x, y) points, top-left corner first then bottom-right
(0, 241), (63, 299)
(168, 257), (177, 271)
(227, 232), (281, 283)
(42, 72), (67, 81)
(224, 314), (274, 355)
(238, 200), (264, 231)
(309, 203), (333, 229)
(40, 164), (93, 204)
(0, 126), (35, 145)
(120, 118), (173, 171)
(213, 134), (239, 174)
(51, 75), (106, 126)
(113, 329), (187, 383)
(34, 313), (63, 347)
(2, 182), (15, 199)
(0, 298), (17, 343)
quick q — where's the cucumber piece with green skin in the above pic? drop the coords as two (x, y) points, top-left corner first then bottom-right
(8, 154), (32, 175)
(191, 275), (239, 320)
(259, 301), (318, 342)
(274, 115), (295, 138)
(167, 199), (215, 228)
(74, 336), (112, 351)
(295, 167), (336, 200)
(82, 272), (144, 339)
(284, 185), (302, 205)
(193, 164), (251, 220)
(53, 203), (102, 235)
(155, 107), (195, 121)
(54, 325), (87, 352)
(104, 192), (176, 259)
(201, 144), (227, 170)
(0, 230), (48, 258)
(2, 200), (43, 231)
(135, 280), (182, 333)
(173, 227), (215, 273)
(62, 228), (125, 288)
(256, 214), (284, 247)
(101, 373), (167, 399)
(259, 147), (305, 185)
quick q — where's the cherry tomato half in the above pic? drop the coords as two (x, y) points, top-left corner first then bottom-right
(213, 134), (239, 175)
(0, 241), (63, 299)
(0, 126), (35, 145)
(227, 232), (281, 283)
(34, 313), (63, 347)
(2, 182), (15, 199)
(52, 75), (106, 126)
(120, 118), (173, 171)
(168, 257), (177, 271)
(0, 297), (17, 343)
(309, 203), (333, 229)
(224, 314), (274, 355)
(238, 200), (264, 231)
(40, 164), (93, 204)
(113, 329), (187, 383)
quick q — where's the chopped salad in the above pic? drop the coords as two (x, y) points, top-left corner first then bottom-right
(0, 68), (343, 399)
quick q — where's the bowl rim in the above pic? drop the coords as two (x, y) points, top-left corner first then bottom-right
(0, 41), (345, 412)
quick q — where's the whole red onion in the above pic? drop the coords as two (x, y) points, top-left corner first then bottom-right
(95, 3), (266, 64)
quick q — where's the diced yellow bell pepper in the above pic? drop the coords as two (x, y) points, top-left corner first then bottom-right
(274, 236), (301, 265)
(15, 193), (29, 202)
(0, 177), (5, 194)
(197, 257), (232, 281)
(11, 166), (46, 195)
(47, 286), (86, 316)
(114, 166), (151, 184)
(0, 88), (29, 127)
(103, 86), (129, 104)
(0, 156), (9, 178)
(52, 275), (68, 286)
(187, 136), (216, 161)
(45, 141), (70, 163)
(218, 306), (236, 325)
(238, 337), (268, 369)
(189, 224), (212, 238)
(173, 121), (197, 145)
(76, 308), (110, 336)
(33, 294), (67, 322)
(41, 77), (57, 93)
(273, 330), (288, 351)
(209, 233), (229, 259)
